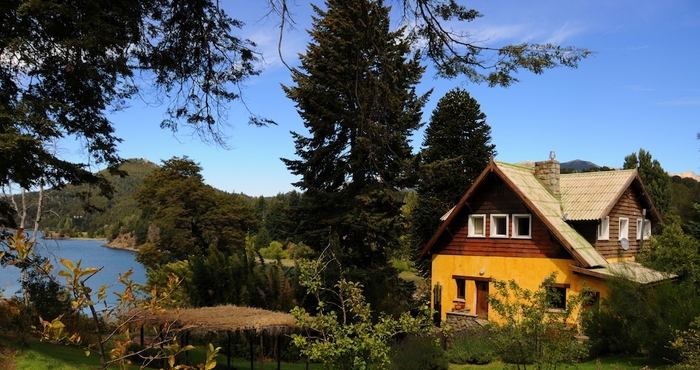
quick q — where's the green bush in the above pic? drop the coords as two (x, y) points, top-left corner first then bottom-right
(671, 316), (700, 368)
(488, 274), (590, 368)
(259, 241), (288, 260)
(583, 278), (700, 360)
(389, 335), (448, 370)
(391, 258), (413, 273)
(447, 328), (496, 365)
(287, 242), (314, 260)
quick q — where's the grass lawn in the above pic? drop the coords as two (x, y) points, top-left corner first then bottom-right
(449, 355), (674, 370)
(0, 332), (678, 370)
(0, 333), (320, 370)
(0, 335), (106, 370)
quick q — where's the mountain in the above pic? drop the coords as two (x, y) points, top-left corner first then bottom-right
(560, 159), (599, 171)
(517, 158), (700, 180)
(19, 158), (157, 235)
(671, 171), (700, 182)
(516, 159), (602, 171)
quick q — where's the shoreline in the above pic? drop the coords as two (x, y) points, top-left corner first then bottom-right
(102, 243), (139, 252)
(43, 236), (108, 242)
(41, 235), (140, 253)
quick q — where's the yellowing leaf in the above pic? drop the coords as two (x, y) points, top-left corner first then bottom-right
(60, 258), (74, 270)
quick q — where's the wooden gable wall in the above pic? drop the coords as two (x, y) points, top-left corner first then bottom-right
(595, 185), (649, 259)
(567, 181), (651, 260)
(431, 173), (571, 260)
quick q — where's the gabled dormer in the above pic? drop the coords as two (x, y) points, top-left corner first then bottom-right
(560, 169), (661, 260)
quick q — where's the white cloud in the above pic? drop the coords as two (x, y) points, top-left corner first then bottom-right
(659, 97), (700, 106)
(469, 24), (531, 45)
(544, 22), (586, 44)
(462, 19), (587, 47)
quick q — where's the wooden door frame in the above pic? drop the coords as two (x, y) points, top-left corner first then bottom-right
(452, 275), (491, 319)
(475, 280), (489, 319)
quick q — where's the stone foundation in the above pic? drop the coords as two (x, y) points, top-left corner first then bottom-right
(445, 312), (488, 332)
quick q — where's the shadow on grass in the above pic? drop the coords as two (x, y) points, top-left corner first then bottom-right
(448, 355), (675, 370)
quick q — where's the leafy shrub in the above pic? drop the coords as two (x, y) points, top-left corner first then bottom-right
(488, 274), (590, 368)
(0, 298), (19, 332)
(389, 335), (448, 370)
(671, 316), (700, 367)
(447, 328), (496, 365)
(259, 241), (288, 260)
(287, 242), (314, 260)
(391, 258), (413, 273)
(583, 277), (700, 360)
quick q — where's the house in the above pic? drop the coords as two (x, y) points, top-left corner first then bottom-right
(418, 153), (671, 328)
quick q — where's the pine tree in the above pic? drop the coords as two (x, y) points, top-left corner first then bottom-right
(135, 156), (258, 268)
(623, 148), (672, 217)
(1, 0), (264, 227)
(281, 0), (428, 306)
(411, 88), (495, 275)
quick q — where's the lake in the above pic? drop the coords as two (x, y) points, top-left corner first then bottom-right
(0, 236), (147, 306)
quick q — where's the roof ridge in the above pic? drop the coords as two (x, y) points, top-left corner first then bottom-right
(494, 160), (534, 171)
(561, 169), (636, 177)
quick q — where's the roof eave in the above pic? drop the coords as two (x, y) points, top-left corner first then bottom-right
(418, 158), (497, 258)
(493, 164), (601, 268)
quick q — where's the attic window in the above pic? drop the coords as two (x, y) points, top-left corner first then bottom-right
(513, 214), (532, 239)
(619, 218), (629, 240)
(636, 218), (651, 240)
(468, 214), (486, 237)
(598, 216), (610, 241)
(490, 214), (508, 238)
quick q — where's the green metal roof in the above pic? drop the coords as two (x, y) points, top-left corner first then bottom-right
(495, 161), (608, 268)
(570, 262), (677, 284)
(560, 170), (637, 221)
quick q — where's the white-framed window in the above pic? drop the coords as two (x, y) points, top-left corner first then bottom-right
(619, 217), (629, 240)
(513, 214), (532, 238)
(490, 214), (509, 238)
(598, 216), (610, 241)
(636, 218), (651, 240)
(468, 214), (486, 237)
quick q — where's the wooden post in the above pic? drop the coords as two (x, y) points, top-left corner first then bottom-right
(206, 332), (211, 365)
(185, 331), (190, 365)
(249, 332), (254, 370)
(276, 334), (281, 370)
(259, 332), (264, 370)
(227, 330), (232, 369)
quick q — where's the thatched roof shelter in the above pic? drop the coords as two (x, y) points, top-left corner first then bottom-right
(129, 305), (299, 370)
(131, 305), (297, 336)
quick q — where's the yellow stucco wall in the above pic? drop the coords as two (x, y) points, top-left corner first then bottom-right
(431, 254), (608, 323)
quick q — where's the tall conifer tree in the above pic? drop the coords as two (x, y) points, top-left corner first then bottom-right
(411, 88), (495, 275)
(282, 0), (428, 303)
(624, 148), (672, 217)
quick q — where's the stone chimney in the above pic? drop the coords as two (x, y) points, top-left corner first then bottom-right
(535, 151), (560, 198)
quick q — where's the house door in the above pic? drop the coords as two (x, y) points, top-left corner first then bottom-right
(475, 281), (489, 319)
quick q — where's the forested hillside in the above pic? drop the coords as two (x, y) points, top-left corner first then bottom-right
(23, 158), (158, 237)
(19, 156), (700, 249)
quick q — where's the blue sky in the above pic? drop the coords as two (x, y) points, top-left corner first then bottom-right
(83, 0), (699, 196)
